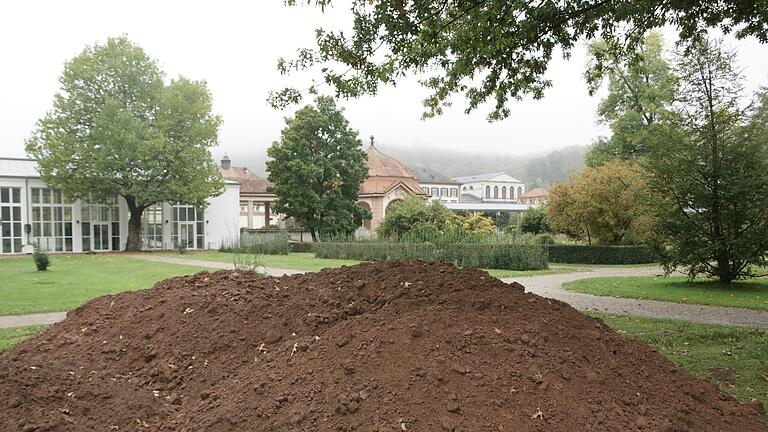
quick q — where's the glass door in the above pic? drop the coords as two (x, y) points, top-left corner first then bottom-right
(179, 222), (195, 249)
(92, 223), (110, 251)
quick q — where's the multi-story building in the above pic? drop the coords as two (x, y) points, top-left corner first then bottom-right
(453, 172), (526, 203)
(409, 165), (460, 203)
(519, 188), (549, 205)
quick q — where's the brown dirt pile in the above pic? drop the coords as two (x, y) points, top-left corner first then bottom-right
(1, 260), (765, 431)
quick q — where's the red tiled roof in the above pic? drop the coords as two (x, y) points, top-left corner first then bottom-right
(521, 187), (549, 198)
(219, 166), (273, 195)
(360, 145), (425, 196)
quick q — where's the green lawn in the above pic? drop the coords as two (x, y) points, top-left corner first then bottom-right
(593, 313), (768, 412)
(0, 325), (48, 350)
(565, 276), (768, 311)
(158, 251), (583, 278)
(0, 254), (212, 316)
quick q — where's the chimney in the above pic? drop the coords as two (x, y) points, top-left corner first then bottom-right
(221, 154), (231, 170)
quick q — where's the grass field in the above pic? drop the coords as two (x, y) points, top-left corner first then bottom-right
(156, 251), (583, 278)
(566, 276), (768, 311)
(592, 313), (768, 412)
(0, 325), (48, 349)
(0, 254), (211, 316)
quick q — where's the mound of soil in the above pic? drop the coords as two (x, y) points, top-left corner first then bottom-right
(1, 260), (765, 431)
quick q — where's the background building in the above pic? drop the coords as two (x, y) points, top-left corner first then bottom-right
(0, 157), (239, 254)
(356, 143), (426, 236)
(520, 187), (549, 205)
(218, 155), (282, 229)
(453, 172), (526, 203)
(409, 165), (460, 203)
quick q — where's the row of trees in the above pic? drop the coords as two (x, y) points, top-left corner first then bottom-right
(547, 34), (768, 283)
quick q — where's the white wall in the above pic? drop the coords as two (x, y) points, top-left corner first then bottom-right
(204, 182), (240, 250)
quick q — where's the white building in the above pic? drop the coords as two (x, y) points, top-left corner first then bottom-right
(0, 157), (240, 254)
(409, 165), (460, 203)
(453, 172), (526, 204)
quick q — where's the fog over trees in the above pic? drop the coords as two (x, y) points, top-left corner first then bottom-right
(224, 144), (587, 190)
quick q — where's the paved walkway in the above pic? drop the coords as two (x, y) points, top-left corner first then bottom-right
(500, 267), (768, 328)
(3, 257), (767, 329)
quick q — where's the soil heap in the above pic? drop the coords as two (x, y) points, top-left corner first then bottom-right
(1, 260), (765, 431)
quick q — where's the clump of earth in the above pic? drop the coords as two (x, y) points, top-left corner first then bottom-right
(1, 260), (765, 431)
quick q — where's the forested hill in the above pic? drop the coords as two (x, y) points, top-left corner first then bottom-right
(224, 144), (587, 189)
(380, 144), (588, 188)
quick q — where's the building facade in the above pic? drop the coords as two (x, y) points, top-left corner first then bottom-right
(217, 155), (282, 229)
(453, 172), (526, 204)
(519, 187), (549, 205)
(356, 142), (427, 237)
(0, 157), (240, 254)
(409, 165), (460, 203)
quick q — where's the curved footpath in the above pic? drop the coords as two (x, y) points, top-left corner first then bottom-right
(2, 257), (766, 329)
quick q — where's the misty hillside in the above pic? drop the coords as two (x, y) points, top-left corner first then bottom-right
(221, 144), (588, 189)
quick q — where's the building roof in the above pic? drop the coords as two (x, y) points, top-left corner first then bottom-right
(0, 158), (40, 178)
(408, 165), (459, 185)
(218, 166), (273, 195)
(360, 145), (426, 196)
(453, 171), (523, 184)
(521, 187), (549, 198)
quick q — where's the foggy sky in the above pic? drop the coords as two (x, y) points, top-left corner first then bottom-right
(2, 0), (767, 163)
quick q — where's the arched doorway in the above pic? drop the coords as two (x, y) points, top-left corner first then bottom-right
(357, 201), (372, 230)
(385, 199), (403, 216)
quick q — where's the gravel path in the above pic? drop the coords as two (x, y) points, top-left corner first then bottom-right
(3, 257), (767, 329)
(500, 267), (768, 328)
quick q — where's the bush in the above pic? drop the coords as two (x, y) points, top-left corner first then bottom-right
(533, 233), (556, 245)
(224, 231), (290, 255)
(176, 240), (188, 254)
(232, 248), (262, 272)
(33, 250), (51, 271)
(546, 244), (655, 264)
(289, 242), (315, 253)
(315, 242), (548, 270)
(519, 207), (550, 234)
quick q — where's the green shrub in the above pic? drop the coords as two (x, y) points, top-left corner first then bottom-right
(315, 242), (548, 270)
(519, 207), (550, 234)
(546, 244), (655, 264)
(176, 240), (188, 254)
(533, 233), (556, 245)
(232, 248), (262, 272)
(224, 232), (290, 255)
(33, 250), (51, 271)
(289, 242), (315, 253)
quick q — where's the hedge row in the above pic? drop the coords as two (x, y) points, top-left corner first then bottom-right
(546, 244), (655, 264)
(289, 242), (315, 253)
(315, 242), (549, 270)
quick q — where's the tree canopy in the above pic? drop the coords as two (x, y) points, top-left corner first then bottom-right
(272, 1), (767, 121)
(547, 159), (653, 245)
(26, 36), (223, 251)
(266, 96), (370, 241)
(644, 38), (768, 282)
(584, 33), (677, 166)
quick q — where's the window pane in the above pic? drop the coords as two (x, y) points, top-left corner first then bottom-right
(2, 239), (10, 253)
(12, 188), (20, 203)
(65, 238), (73, 251)
(82, 207), (90, 221)
(53, 190), (62, 204)
(2, 222), (10, 237)
(12, 206), (20, 221)
(64, 222), (72, 237)
(13, 239), (21, 253)
(43, 223), (51, 236)
(31, 188), (40, 204)
(42, 190), (51, 204)
(32, 223), (40, 237)
(13, 223), (21, 237)
(42, 207), (51, 222)
(1, 207), (9, 222)
(64, 208), (72, 222)
(0, 188), (8, 203)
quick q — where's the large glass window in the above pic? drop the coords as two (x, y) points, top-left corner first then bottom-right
(171, 204), (205, 249)
(440, 187), (448, 197)
(140, 204), (164, 250)
(30, 188), (73, 252)
(430, 187), (438, 197)
(81, 196), (120, 252)
(0, 187), (22, 253)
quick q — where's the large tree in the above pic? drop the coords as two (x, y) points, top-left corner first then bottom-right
(267, 96), (370, 241)
(547, 160), (653, 245)
(26, 36), (224, 251)
(271, 1), (767, 120)
(584, 33), (677, 166)
(644, 38), (768, 283)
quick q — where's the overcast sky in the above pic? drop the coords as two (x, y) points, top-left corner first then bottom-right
(2, 0), (767, 162)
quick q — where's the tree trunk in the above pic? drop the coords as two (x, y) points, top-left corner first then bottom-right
(310, 228), (318, 243)
(124, 196), (145, 252)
